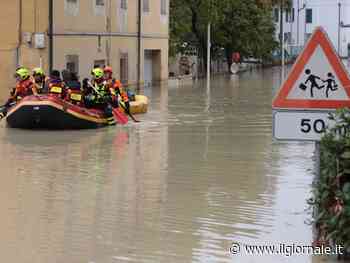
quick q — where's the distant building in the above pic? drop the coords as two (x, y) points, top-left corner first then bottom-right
(0, 0), (169, 99)
(274, 0), (350, 59)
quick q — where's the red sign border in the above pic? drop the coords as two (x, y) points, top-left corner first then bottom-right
(272, 27), (350, 109)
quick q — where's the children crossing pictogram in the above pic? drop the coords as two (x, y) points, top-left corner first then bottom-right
(298, 70), (339, 98)
(323, 72), (338, 98)
(273, 27), (350, 109)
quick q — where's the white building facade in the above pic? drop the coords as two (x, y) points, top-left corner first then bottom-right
(274, 0), (350, 59)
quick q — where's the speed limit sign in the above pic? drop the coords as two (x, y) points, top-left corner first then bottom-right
(272, 27), (350, 141)
(273, 110), (336, 141)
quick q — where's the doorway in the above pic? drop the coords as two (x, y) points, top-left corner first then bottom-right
(144, 50), (161, 87)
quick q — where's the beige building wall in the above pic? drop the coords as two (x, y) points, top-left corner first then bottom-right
(0, 0), (169, 103)
(0, 0), (48, 102)
(53, 0), (169, 85)
(0, 2), (22, 101)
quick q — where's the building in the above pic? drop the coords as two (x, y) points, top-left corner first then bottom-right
(0, 0), (169, 100)
(274, 0), (350, 59)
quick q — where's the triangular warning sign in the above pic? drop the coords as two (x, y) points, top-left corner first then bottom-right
(273, 27), (350, 109)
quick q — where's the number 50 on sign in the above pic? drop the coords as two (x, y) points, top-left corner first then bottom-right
(273, 111), (336, 141)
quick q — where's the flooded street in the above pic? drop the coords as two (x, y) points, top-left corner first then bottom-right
(0, 68), (340, 262)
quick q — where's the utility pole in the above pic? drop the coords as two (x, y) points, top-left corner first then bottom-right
(207, 0), (212, 89)
(207, 22), (211, 89)
(137, 0), (142, 91)
(297, 0), (299, 46)
(280, 0), (285, 82)
(338, 2), (341, 55)
(297, 1), (306, 49)
(304, 3), (307, 46)
(106, 0), (112, 66)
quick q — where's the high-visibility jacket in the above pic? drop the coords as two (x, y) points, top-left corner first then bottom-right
(91, 82), (111, 104)
(15, 78), (34, 100)
(105, 78), (129, 102)
(48, 79), (66, 98)
(66, 81), (83, 104)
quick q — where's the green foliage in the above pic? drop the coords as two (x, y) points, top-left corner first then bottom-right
(170, 0), (279, 66)
(215, 0), (278, 62)
(310, 108), (350, 254)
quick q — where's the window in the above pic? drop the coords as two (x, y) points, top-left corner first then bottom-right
(120, 53), (128, 84)
(118, 1), (128, 32)
(143, 0), (149, 12)
(306, 8), (312, 23)
(121, 0), (127, 10)
(94, 60), (106, 68)
(94, 0), (105, 16)
(285, 8), (294, 23)
(161, 0), (167, 15)
(292, 8), (295, 22)
(66, 55), (79, 74)
(96, 0), (104, 6)
(65, 0), (79, 16)
(274, 8), (279, 23)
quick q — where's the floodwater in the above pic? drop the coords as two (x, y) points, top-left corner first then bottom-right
(0, 68), (341, 263)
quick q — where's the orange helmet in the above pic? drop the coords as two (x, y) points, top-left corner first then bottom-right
(104, 66), (113, 74)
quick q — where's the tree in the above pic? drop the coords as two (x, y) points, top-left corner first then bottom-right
(215, 0), (278, 69)
(170, 0), (280, 72)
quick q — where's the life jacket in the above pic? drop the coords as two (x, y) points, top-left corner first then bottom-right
(92, 81), (110, 104)
(48, 79), (65, 97)
(15, 78), (33, 100)
(109, 79), (129, 102)
(65, 80), (82, 103)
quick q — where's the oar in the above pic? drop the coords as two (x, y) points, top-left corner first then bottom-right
(0, 102), (16, 120)
(87, 82), (128, 125)
(119, 100), (140, 123)
(112, 107), (128, 124)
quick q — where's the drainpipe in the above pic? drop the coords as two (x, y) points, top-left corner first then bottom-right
(137, 0), (142, 91)
(49, 0), (53, 73)
(106, 0), (112, 65)
(16, 0), (23, 67)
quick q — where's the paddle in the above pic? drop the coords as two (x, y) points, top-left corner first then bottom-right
(112, 107), (128, 124)
(0, 102), (16, 120)
(119, 100), (140, 123)
(87, 82), (128, 125)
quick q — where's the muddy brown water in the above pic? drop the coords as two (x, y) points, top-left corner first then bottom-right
(0, 68), (341, 262)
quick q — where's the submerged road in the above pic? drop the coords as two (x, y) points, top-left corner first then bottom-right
(0, 68), (339, 262)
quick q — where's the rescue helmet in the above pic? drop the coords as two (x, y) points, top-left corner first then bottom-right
(104, 66), (113, 74)
(15, 67), (30, 80)
(33, 67), (45, 77)
(50, 70), (61, 79)
(91, 67), (104, 79)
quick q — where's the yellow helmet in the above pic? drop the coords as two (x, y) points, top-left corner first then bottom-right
(91, 68), (104, 79)
(33, 67), (45, 77)
(15, 67), (30, 80)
